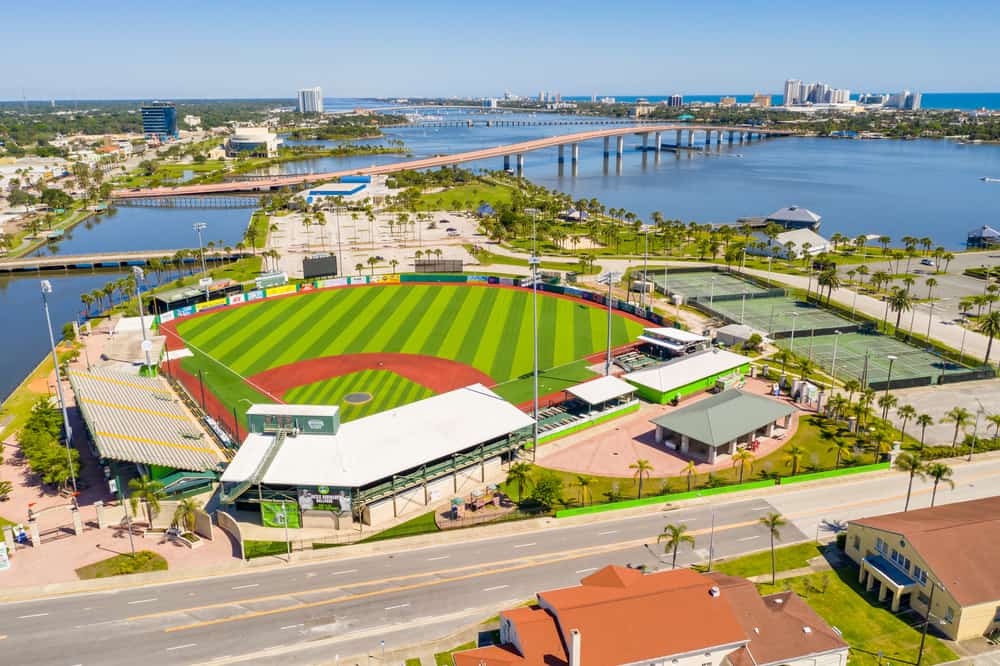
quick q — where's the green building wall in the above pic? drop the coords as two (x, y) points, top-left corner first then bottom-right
(630, 362), (751, 404)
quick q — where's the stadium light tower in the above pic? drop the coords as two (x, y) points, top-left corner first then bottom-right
(598, 271), (621, 376)
(40, 280), (77, 494)
(530, 213), (540, 460)
(193, 222), (209, 302)
(132, 267), (153, 373)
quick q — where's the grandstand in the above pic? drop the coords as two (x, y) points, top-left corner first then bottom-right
(69, 369), (224, 473)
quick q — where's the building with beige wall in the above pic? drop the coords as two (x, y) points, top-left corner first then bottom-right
(846, 497), (1000, 641)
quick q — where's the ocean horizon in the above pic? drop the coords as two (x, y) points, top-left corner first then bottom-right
(561, 92), (1000, 111)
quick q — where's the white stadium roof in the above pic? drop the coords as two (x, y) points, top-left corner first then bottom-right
(642, 327), (708, 343)
(566, 376), (636, 405)
(623, 349), (751, 394)
(221, 384), (534, 488)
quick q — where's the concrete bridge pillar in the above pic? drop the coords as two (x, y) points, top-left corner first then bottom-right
(558, 145), (565, 164)
(687, 130), (694, 148)
(503, 155), (511, 171)
(616, 136), (624, 158)
(675, 129), (682, 147)
(655, 132), (662, 151)
(571, 143), (579, 163)
(603, 136), (610, 157)
(642, 133), (649, 151)
(704, 129), (712, 146)
(516, 153), (524, 174)
(728, 130), (735, 144)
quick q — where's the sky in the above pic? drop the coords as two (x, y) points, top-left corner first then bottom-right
(3, 0), (1000, 100)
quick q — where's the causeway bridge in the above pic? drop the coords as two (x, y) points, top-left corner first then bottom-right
(111, 124), (792, 200)
(0, 249), (249, 274)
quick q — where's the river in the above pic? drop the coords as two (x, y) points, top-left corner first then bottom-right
(3, 106), (1000, 401)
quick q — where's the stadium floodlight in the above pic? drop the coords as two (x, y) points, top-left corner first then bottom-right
(598, 272), (621, 376)
(789, 312), (800, 352)
(133, 266), (153, 373)
(192, 222), (209, 301)
(531, 214), (540, 460)
(884, 355), (898, 398)
(831, 330), (842, 381)
(39, 280), (77, 494)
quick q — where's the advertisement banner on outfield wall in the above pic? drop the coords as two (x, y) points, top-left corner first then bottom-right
(498, 277), (516, 286)
(371, 274), (400, 285)
(317, 277), (349, 289)
(563, 287), (585, 299)
(467, 275), (488, 283)
(228, 293), (245, 306)
(347, 276), (368, 286)
(299, 283), (314, 292)
(246, 289), (265, 301)
(196, 297), (227, 312)
(266, 284), (297, 298)
(158, 311), (175, 324)
(173, 305), (196, 319)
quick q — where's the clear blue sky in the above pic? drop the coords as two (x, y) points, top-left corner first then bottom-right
(3, 0), (998, 100)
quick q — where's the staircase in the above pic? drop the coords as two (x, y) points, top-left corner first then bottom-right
(219, 429), (288, 504)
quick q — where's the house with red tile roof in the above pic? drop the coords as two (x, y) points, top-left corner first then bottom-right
(453, 565), (847, 666)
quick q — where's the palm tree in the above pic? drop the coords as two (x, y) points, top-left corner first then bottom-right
(843, 379), (861, 405)
(128, 475), (165, 525)
(895, 453), (926, 512)
(916, 413), (934, 449)
(354, 262), (364, 276)
(941, 407), (972, 447)
(925, 462), (954, 507)
(731, 448), (754, 484)
(784, 444), (806, 476)
(896, 404), (917, 441)
(657, 523), (695, 569)
(389, 259), (399, 274)
(759, 512), (787, 584)
(506, 462), (533, 502)
(976, 311), (1000, 364)
(681, 459), (696, 492)
(877, 393), (898, 420)
(367, 256), (378, 275)
(574, 475), (594, 506)
(888, 287), (913, 333)
(629, 459), (654, 498)
(988, 414), (1000, 447)
(172, 497), (202, 532)
(925, 277), (938, 301)
(829, 438), (853, 468)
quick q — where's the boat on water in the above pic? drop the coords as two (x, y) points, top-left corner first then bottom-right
(982, 177), (1000, 182)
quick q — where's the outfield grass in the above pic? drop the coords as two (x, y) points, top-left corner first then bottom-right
(284, 370), (433, 421)
(75, 551), (168, 579)
(709, 542), (824, 578)
(176, 284), (643, 417)
(757, 568), (956, 666)
(492, 358), (599, 404)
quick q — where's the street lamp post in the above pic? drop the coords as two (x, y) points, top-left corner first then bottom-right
(885, 354), (898, 398)
(969, 401), (985, 462)
(959, 316), (969, 361)
(600, 271), (620, 377)
(709, 277), (716, 306)
(281, 501), (292, 562)
(640, 229), (649, 312)
(740, 289), (747, 324)
(789, 312), (800, 352)
(40, 280), (77, 494)
(916, 582), (943, 666)
(193, 222), (209, 302)
(831, 330), (842, 380)
(530, 214), (541, 461)
(133, 267), (153, 373)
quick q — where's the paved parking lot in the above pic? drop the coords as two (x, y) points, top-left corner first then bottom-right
(889, 378), (1000, 445)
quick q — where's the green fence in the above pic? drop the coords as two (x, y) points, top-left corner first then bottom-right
(779, 462), (890, 484)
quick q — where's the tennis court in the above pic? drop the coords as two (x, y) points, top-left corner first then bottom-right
(710, 296), (855, 335)
(646, 270), (769, 300)
(775, 331), (968, 385)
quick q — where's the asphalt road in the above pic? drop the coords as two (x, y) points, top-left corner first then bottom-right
(4, 455), (1000, 666)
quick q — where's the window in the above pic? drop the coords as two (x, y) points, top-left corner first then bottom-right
(945, 606), (955, 623)
(853, 535), (861, 550)
(917, 592), (931, 606)
(876, 537), (888, 554)
(913, 566), (928, 585)
(890, 549), (912, 572)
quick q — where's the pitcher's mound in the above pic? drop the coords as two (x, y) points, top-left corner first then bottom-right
(344, 392), (372, 405)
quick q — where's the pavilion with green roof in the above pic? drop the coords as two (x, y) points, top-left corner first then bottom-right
(649, 390), (795, 463)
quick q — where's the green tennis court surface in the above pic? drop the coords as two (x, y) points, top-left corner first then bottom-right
(710, 296), (855, 335)
(647, 270), (768, 300)
(776, 331), (968, 384)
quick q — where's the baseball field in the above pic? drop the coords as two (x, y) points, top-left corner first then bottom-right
(170, 283), (645, 425)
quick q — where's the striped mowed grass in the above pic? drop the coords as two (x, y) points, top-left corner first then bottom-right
(176, 284), (643, 384)
(284, 370), (434, 421)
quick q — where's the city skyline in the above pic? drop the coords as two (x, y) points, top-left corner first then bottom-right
(2, 0), (999, 100)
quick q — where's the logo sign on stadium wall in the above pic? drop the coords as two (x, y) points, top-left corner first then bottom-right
(246, 289), (265, 301)
(300, 283), (314, 292)
(228, 293), (245, 306)
(266, 284), (297, 297)
(174, 305), (196, 318)
(467, 275), (488, 283)
(158, 311), (175, 324)
(196, 297), (227, 312)
(306, 419), (324, 430)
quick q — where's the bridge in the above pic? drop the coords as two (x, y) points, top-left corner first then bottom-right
(111, 124), (792, 200)
(0, 249), (249, 274)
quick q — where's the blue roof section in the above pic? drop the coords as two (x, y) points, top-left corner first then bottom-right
(477, 203), (495, 216)
(341, 175), (372, 183)
(308, 184), (366, 197)
(866, 555), (917, 587)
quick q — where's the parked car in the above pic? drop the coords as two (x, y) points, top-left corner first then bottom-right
(920, 258), (936, 267)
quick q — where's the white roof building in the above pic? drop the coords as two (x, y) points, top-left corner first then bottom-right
(624, 349), (751, 394)
(638, 327), (710, 354)
(565, 376), (636, 406)
(750, 228), (830, 259)
(221, 384), (534, 489)
(765, 206), (822, 229)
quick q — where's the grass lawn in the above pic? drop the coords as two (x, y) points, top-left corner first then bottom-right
(469, 246), (598, 274)
(708, 542), (824, 578)
(757, 567), (956, 665)
(175, 284), (642, 418)
(512, 415), (878, 506)
(415, 183), (513, 211)
(360, 511), (439, 543)
(246, 211), (269, 249)
(434, 641), (477, 666)
(75, 551), (168, 579)
(284, 370), (434, 421)
(244, 540), (291, 560)
(491, 358), (598, 404)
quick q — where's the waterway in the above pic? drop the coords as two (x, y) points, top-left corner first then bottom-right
(3, 106), (1000, 401)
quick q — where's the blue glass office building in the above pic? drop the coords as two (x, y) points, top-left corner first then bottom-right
(141, 102), (178, 140)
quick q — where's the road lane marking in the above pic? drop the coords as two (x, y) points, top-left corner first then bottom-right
(330, 569), (358, 576)
(17, 613), (49, 619)
(426, 556), (449, 561)
(512, 542), (536, 548)
(166, 643), (197, 651)
(232, 584), (259, 590)
(597, 530), (617, 535)
(483, 585), (509, 592)
(575, 568), (599, 574)
(280, 624), (303, 630)
(127, 598), (158, 605)
(737, 536), (760, 542)
(384, 603), (410, 611)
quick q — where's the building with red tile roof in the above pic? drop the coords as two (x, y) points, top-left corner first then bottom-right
(453, 566), (847, 666)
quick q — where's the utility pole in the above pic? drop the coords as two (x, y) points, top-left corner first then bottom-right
(530, 213), (540, 461)
(916, 583), (938, 666)
(133, 267), (153, 374)
(40, 280), (77, 494)
(600, 271), (620, 376)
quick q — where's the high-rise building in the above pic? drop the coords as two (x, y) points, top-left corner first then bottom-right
(297, 87), (324, 114)
(538, 91), (546, 102)
(667, 94), (683, 107)
(140, 102), (178, 140)
(750, 93), (772, 108)
(554, 92), (561, 103)
(785, 79), (851, 106)
(886, 90), (921, 110)
(719, 96), (737, 107)
(783, 79), (802, 106)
